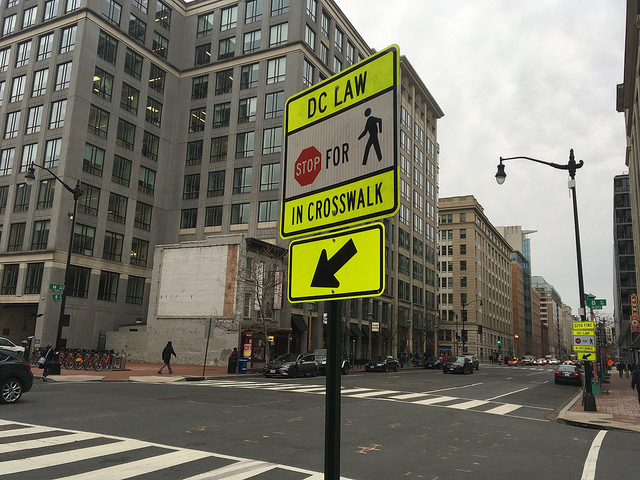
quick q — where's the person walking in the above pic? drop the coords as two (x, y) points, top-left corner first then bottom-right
(618, 361), (626, 378)
(41, 344), (55, 381)
(627, 362), (633, 378)
(158, 341), (176, 374)
(228, 347), (239, 374)
(631, 364), (640, 406)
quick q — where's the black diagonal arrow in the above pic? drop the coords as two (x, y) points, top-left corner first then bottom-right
(311, 239), (358, 288)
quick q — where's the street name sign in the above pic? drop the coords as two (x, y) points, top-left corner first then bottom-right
(281, 45), (399, 238)
(50, 283), (64, 292)
(586, 298), (606, 308)
(288, 223), (384, 302)
(573, 345), (596, 353)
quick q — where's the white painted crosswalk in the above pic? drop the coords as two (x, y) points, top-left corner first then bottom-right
(178, 379), (552, 422)
(0, 419), (352, 479)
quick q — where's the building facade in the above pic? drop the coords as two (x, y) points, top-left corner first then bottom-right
(0, 0), (442, 364)
(532, 276), (563, 357)
(437, 195), (513, 361)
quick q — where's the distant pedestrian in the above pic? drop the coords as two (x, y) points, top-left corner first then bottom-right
(631, 365), (640, 405)
(41, 344), (55, 381)
(158, 341), (176, 374)
(228, 347), (239, 374)
(627, 362), (633, 378)
(618, 361), (626, 378)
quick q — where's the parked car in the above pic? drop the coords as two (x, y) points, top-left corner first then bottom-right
(0, 348), (33, 404)
(0, 337), (24, 355)
(507, 357), (524, 366)
(522, 355), (535, 365)
(554, 364), (582, 386)
(423, 356), (442, 369)
(443, 356), (473, 374)
(462, 354), (479, 370)
(313, 349), (350, 375)
(365, 355), (399, 372)
(263, 353), (318, 378)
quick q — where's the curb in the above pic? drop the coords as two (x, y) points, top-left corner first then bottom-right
(556, 391), (640, 433)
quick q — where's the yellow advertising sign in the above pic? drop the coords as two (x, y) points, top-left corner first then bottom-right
(288, 223), (384, 302)
(572, 321), (594, 330)
(573, 345), (596, 352)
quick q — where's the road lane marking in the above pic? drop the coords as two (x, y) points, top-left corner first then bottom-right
(0, 432), (98, 453)
(413, 395), (456, 406)
(486, 387), (529, 401)
(348, 389), (399, 398)
(581, 430), (606, 480)
(388, 392), (426, 400)
(449, 399), (489, 410)
(484, 404), (521, 415)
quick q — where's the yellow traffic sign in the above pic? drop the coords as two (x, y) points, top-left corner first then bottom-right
(288, 223), (384, 302)
(573, 345), (596, 352)
(577, 352), (596, 361)
(572, 330), (595, 336)
(281, 45), (400, 238)
(572, 321), (594, 330)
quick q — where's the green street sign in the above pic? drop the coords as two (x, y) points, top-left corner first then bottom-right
(52, 294), (62, 301)
(50, 284), (64, 292)
(586, 298), (606, 308)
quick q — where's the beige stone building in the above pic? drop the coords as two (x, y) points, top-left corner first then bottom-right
(438, 195), (513, 361)
(530, 286), (543, 357)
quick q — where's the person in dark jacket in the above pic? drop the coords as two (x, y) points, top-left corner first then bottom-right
(228, 347), (239, 374)
(158, 341), (176, 374)
(631, 365), (640, 405)
(618, 361), (626, 378)
(42, 344), (55, 381)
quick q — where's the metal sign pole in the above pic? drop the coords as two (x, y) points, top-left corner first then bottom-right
(324, 299), (342, 479)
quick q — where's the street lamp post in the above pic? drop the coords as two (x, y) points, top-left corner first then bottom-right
(25, 163), (83, 351)
(495, 148), (596, 412)
(461, 298), (482, 355)
(367, 312), (373, 361)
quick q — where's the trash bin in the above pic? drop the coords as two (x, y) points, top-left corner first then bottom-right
(238, 357), (248, 374)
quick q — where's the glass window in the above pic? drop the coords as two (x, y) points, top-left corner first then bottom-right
(334, 27), (343, 53)
(107, 192), (127, 224)
(303, 59), (314, 87)
(269, 23), (288, 47)
(320, 43), (327, 65)
(68, 265), (90, 298)
(240, 63), (259, 89)
(212, 103), (230, 128)
(43, 0), (59, 22)
(189, 107), (207, 132)
(130, 237), (148, 266)
(243, 30), (261, 53)
(264, 91), (284, 118)
(218, 37), (235, 60)
(1, 264), (19, 295)
(66, 0), (80, 13)
(142, 131), (159, 160)
(0, 80), (5, 105)
(138, 166), (155, 195)
(321, 13), (330, 37)
(124, 48), (143, 79)
(93, 67), (113, 100)
(103, 231), (124, 261)
(145, 97), (162, 127)
(148, 63), (165, 93)
(55, 61), (72, 90)
(116, 118), (136, 150)
(207, 170), (225, 197)
(24, 262), (44, 294)
(36, 178), (55, 210)
(182, 174), (200, 200)
(20, 144), (38, 173)
(205, 205), (222, 227)
(306, 0), (317, 21)
(31, 220), (50, 250)
(2, 14), (16, 36)
(37, 33), (54, 60)
(118, 82), (139, 113)
(0, 185), (7, 212)
(192, 75), (208, 100)
(333, 56), (342, 74)
(230, 203), (249, 225)
(186, 140), (203, 166)
(180, 208), (197, 228)
(152, 32), (168, 59)
(111, 154), (131, 186)
(305, 25), (315, 49)
(60, 24), (77, 53)
(0, 48), (8, 71)
(10, 75), (26, 102)
(266, 57), (286, 83)
(195, 43), (211, 65)
(49, 99), (67, 129)
(4, 111), (20, 139)
(235, 132), (254, 158)
(346, 41), (355, 66)
(15, 41), (31, 67)
(134, 201), (152, 230)
(0, 148), (14, 176)
(131, 0), (148, 14)
(271, 0), (289, 16)
(97, 271), (119, 301)
(246, 0), (262, 23)
(258, 200), (278, 222)
(210, 136), (227, 162)
(238, 97), (257, 123)
(102, 0), (122, 25)
(25, 105), (43, 134)
(97, 30), (118, 64)
(220, 5), (237, 31)
(262, 126), (282, 154)
(128, 14), (146, 43)
(13, 185), (30, 213)
(155, 0), (171, 29)
(8, 223), (25, 251)
(126, 276), (145, 304)
(197, 12), (214, 37)
(77, 182), (99, 215)
(260, 163), (280, 191)
(43, 137), (61, 168)
(233, 166), (252, 193)
(83, 143), (105, 176)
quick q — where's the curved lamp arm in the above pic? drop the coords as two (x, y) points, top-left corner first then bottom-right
(26, 163), (83, 199)
(496, 149), (584, 184)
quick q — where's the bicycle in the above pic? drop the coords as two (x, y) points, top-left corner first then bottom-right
(94, 350), (115, 371)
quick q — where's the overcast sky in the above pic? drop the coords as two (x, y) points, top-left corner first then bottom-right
(336, 0), (626, 319)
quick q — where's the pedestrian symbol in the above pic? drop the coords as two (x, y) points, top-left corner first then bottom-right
(358, 108), (382, 165)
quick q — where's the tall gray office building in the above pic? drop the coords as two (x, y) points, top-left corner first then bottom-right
(0, 0), (442, 361)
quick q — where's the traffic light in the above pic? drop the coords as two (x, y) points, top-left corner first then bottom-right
(497, 339), (501, 345)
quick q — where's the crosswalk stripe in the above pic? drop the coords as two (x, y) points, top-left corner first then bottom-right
(54, 448), (213, 480)
(339, 388), (372, 394)
(0, 439), (149, 475)
(0, 432), (98, 453)
(484, 403), (522, 415)
(448, 399), (489, 410)
(348, 389), (400, 398)
(181, 459), (269, 480)
(412, 395), (456, 406)
(0, 425), (55, 438)
(293, 386), (327, 393)
(388, 392), (426, 400)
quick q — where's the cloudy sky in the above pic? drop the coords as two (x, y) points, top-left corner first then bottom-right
(336, 0), (627, 319)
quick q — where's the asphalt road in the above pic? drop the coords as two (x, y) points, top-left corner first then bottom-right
(1, 364), (638, 479)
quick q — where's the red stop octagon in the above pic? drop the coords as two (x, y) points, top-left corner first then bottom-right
(295, 147), (322, 187)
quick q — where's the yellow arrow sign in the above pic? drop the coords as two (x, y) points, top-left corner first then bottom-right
(573, 345), (596, 352)
(288, 223), (385, 302)
(577, 352), (596, 361)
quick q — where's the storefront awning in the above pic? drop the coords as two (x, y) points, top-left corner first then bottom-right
(291, 314), (307, 331)
(349, 323), (363, 337)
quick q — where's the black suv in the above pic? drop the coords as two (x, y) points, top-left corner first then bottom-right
(0, 348), (34, 404)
